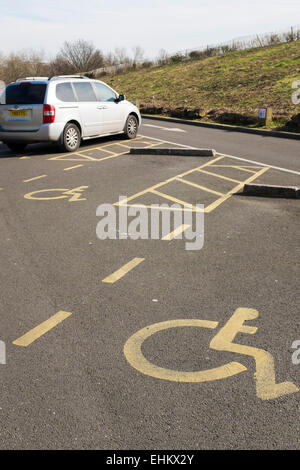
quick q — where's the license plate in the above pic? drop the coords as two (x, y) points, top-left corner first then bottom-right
(9, 110), (28, 117)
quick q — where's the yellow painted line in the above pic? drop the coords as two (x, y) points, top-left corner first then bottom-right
(19, 156), (31, 160)
(93, 148), (117, 155)
(123, 203), (202, 213)
(210, 164), (261, 174)
(114, 156), (224, 207)
(210, 164), (262, 169)
(151, 188), (196, 209)
(12, 311), (72, 347)
(175, 177), (225, 196)
(92, 138), (144, 151)
(204, 166), (269, 213)
(63, 164), (84, 171)
(197, 168), (242, 183)
(234, 166), (259, 174)
(102, 257), (145, 284)
(49, 136), (145, 160)
(49, 138), (163, 162)
(23, 174), (47, 183)
(118, 141), (164, 151)
(231, 166), (257, 174)
(162, 224), (191, 240)
(116, 143), (131, 149)
(80, 147), (117, 156)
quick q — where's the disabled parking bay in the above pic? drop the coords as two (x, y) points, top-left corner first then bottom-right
(0, 129), (299, 450)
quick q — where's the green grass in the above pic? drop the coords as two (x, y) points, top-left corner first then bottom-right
(101, 41), (300, 121)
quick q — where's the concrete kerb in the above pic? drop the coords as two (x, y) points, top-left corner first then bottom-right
(129, 148), (216, 157)
(238, 184), (300, 199)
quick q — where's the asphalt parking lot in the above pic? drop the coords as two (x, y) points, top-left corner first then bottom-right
(0, 118), (299, 449)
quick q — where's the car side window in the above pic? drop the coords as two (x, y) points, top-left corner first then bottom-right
(56, 83), (76, 102)
(93, 82), (117, 102)
(73, 82), (97, 102)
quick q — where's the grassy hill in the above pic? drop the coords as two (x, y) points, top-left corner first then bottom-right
(102, 41), (300, 129)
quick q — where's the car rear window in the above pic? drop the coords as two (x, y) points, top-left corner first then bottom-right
(5, 83), (47, 105)
(56, 82), (76, 102)
(73, 82), (97, 102)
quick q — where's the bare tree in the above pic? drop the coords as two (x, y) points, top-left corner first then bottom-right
(113, 47), (130, 65)
(49, 56), (76, 76)
(104, 51), (117, 66)
(132, 46), (144, 65)
(0, 51), (49, 83)
(156, 48), (169, 66)
(58, 39), (104, 73)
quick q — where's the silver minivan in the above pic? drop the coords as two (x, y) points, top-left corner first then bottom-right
(0, 75), (141, 152)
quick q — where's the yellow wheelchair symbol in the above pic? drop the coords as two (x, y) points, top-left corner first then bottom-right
(124, 308), (299, 400)
(24, 186), (88, 202)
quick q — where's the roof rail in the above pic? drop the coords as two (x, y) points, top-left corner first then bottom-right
(49, 75), (90, 81)
(16, 77), (49, 82)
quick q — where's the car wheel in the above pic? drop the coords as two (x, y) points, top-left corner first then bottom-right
(7, 143), (27, 153)
(124, 114), (138, 139)
(62, 123), (81, 152)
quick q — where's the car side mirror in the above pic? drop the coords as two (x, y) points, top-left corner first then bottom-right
(116, 94), (126, 102)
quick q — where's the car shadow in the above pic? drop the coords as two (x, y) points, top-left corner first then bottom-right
(0, 133), (129, 158)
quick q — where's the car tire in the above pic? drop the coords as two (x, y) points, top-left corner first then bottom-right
(7, 143), (27, 153)
(62, 123), (81, 152)
(124, 114), (138, 139)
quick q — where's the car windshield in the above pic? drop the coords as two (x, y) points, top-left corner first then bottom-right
(5, 83), (47, 105)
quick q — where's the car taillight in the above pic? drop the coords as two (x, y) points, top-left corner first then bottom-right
(43, 104), (55, 124)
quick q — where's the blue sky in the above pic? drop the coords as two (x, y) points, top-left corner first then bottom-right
(0, 0), (299, 59)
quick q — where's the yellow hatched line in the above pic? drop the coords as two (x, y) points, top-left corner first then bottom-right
(12, 311), (72, 347)
(63, 164), (83, 171)
(162, 224), (191, 241)
(114, 156), (224, 207)
(77, 136), (145, 154)
(118, 141), (163, 150)
(49, 139), (163, 162)
(150, 189), (196, 209)
(48, 136), (144, 161)
(89, 136), (144, 152)
(210, 165), (263, 169)
(23, 174), (47, 183)
(87, 147), (118, 155)
(50, 149), (124, 163)
(233, 166), (258, 174)
(116, 143), (132, 149)
(210, 164), (262, 174)
(204, 166), (269, 213)
(175, 177), (225, 196)
(73, 147), (118, 157)
(102, 257), (145, 284)
(133, 140), (154, 145)
(124, 204), (202, 212)
(197, 168), (242, 183)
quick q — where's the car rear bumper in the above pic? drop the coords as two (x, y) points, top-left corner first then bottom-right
(0, 123), (63, 143)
